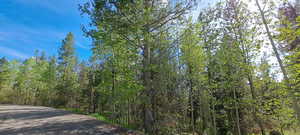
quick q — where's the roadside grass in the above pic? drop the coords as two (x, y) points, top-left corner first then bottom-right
(89, 113), (112, 123)
(62, 108), (299, 135)
(284, 128), (299, 135)
(62, 108), (113, 123)
(89, 113), (138, 129)
(62, 108), (137, 130)
(63, 108), (86, 114)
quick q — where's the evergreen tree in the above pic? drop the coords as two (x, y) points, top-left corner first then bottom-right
(57, 32), (78, 107)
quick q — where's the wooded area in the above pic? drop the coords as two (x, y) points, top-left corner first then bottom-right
(0, 0), (300, 135)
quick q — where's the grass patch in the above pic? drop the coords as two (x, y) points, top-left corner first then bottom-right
(89, 113), (112, 123)
(63, 108), (87, 114)
(284, 129), (299, 135)
(89, 113), (137, 129)
(61, 108), (112, 123)
(61, 108), (138, 131)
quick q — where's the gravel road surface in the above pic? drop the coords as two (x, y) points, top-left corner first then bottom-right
(0, 105), (139, 135)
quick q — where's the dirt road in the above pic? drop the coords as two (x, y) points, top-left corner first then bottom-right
(0, 105), (138, 135)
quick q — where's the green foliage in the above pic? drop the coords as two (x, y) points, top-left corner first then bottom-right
(56, 32), (79, 107)
(1, 0), (300, 135)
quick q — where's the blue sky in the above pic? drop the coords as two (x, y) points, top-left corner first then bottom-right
(0, 0), (91, 60)
(0, 0), (218, 61)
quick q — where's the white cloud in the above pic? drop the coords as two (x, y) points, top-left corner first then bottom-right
(0, 13), (66, 48)
(76, 42), (89, 50)
(0, 46), (29, 59)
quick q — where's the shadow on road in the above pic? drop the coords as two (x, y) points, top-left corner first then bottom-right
(0, 119), (127, 135)
(0, 105), (136, 135)
(0, 109), (71, 121)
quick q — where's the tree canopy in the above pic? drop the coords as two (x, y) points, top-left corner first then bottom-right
(1, 0), (300, 135)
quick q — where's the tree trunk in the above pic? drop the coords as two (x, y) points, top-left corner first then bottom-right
(90, 87), (95, 113)
(233, 88), (241, 135)
(255, 0), (289, 82)
(143, 42), (155, 134)
(212, 106), (217, 135)
(238, 28), (266, 135)
(255, 0), (300, 121)
(188, 67), (195, 135)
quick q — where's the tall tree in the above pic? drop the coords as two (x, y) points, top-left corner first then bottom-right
(81, 0), (195, 133)
(254, 0), (289, 84)
(57, 32), (78, 107)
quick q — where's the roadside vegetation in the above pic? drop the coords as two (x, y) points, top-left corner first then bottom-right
(1, 0), (300, 135)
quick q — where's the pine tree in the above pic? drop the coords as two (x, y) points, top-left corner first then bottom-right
(57, 32), (78, 107)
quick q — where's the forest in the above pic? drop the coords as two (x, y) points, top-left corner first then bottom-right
(0, 0), (300, 135)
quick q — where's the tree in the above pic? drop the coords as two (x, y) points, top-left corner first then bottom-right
(255, 0), (290, 84)
(57, 32), (78, 107)
(0, 0), (299, 134)
(180, 20), (206, 134)
(81, 0), (195, 133)
(277, 1), (300, 123)
(0, 57), (9, 90)
(42, 56), (58, 106)
(0, 57), (13, 103)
